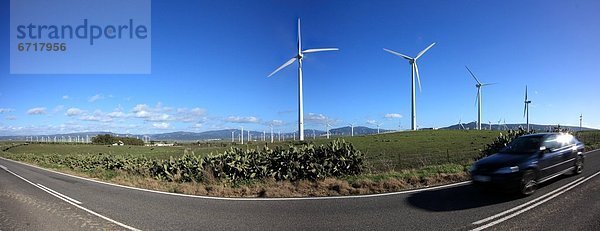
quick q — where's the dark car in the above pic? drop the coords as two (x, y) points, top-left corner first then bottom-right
(469, 133), (585, 195)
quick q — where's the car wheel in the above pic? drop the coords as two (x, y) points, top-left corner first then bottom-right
(520, 170), (536, 196)
(573, 156), (584, 175)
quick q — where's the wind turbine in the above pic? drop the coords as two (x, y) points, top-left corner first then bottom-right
(231, 130), (235, 143)
(579, 114), (583, 131)
(458, 119), (465, 130)
(326, 122), (331, 139)
(488, 121), (492, 130)
(241, 127), (244, 144)
(270, 124), (274, 143)
(524, 86), (532, 132)
(384, 42), (435, 131)
(268, 18), (339, 141)
(465, 66), (496, 130)
(349, 123), (355, 137)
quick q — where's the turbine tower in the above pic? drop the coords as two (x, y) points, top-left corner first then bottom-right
(579, 114), (583, 131)
(268, 18), (339, 141)
(465, 66), (496, 130)
(524, 86), (532, 132)
(349, 123), (355, 137)
(384, 43), (435, 131)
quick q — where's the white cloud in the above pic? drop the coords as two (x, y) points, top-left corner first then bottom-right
(107, 111), (126, 118)
(305, 113), (328, 123)
(135, 110), (151, 118)
(0, 108), (15, 113)
(152, 122), (170, 129)
(27, 107), (47, 115)
(225, 116), (259, 123)
(88, 94), (105, 102)
(270, 120), (284, 126)
(146, 113), (172, 122)
(366, 120), (378, 125)
(191, 107), (206, 116)
(66, 108), (83, 116)
(62, 95), (70, 100)
(133, 104), (149, 112)
(384, 113), (402, 119)
(80, 115), (102, 121)
(175, 107), (207, 123)
(5, 115), (16, 120)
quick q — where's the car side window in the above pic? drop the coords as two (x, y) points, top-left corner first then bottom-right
(543, 135), (560, 150)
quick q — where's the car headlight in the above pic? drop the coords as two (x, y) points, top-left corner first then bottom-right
(493, 166), (519, 174)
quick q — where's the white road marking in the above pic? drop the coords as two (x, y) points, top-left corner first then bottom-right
(0, 165), (139, 231)
(471, 176), (584, 225)
(471, 170), (600, 231)
(37, 183), (83, 205)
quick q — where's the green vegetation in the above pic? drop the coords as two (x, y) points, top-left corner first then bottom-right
(575, 130), (600, 151)
(477, 128), (534, 160)
(92, 134), (144, 145)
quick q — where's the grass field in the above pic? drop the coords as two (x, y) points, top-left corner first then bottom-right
(3, 130), (501, 173)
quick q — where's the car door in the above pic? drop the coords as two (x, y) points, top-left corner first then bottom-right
(554, 135), (578, 172)
(538, 135), (563, 178)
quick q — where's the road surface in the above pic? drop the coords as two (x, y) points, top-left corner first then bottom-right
(1, 150), (599, 230)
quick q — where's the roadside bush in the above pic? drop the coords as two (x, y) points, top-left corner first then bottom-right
(476, 128), (534, 160)
(203, 139), (364, 183)
(2, 139), (364, 184)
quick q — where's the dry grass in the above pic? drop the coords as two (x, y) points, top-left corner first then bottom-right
(54, 167), (469, 198)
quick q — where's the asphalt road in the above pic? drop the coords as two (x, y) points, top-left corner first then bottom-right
(1, 150), (599, 231)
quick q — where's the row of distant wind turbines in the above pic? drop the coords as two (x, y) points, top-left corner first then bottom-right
(267, 18), (556, 141)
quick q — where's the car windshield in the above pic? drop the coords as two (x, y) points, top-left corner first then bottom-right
(502, 136), (543, 154)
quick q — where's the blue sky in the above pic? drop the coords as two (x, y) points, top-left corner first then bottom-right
(1, 0), (599, 135)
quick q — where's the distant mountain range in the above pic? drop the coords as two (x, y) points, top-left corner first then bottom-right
(439, 121), (592, 132)
(0, 123), (593, 142)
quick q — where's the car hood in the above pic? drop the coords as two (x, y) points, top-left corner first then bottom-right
(476, 152), (533, 169)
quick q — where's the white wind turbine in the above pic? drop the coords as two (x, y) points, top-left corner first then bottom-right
(465, 66), (496, 130)
(268, 18), (339, 141)
(349, 123), (355, 137)
(580, 114), (583, 131)
(524, 86), (532, 132)
(384, 43), (435, 131)
(458, 119), (465, 130)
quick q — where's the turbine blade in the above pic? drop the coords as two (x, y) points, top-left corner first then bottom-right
(383, 48), (413, 60)
(268, 57), (297, 77)
(297, 18), (301, 54)
(523, 103), (527, 118)
(415, 42), (436, 59)
(414, 63), (422, 92)
(481, 83), (497, 86)
(525, 85), (528, 101)
(302, 48), (339, 53)
(465, 66), (482, 84)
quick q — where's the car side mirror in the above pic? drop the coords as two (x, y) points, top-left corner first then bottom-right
(539, 146), (547, 155)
